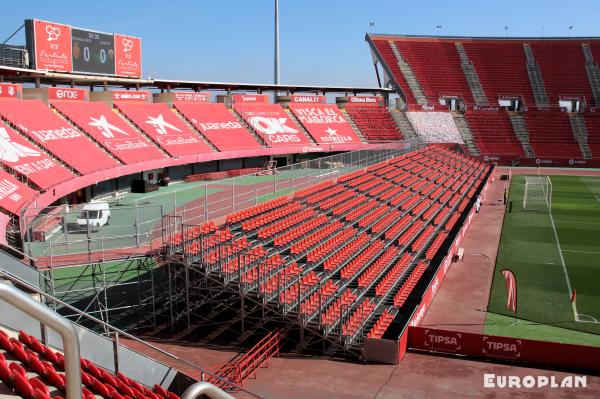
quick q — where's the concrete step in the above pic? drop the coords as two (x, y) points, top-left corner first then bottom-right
(389, 41), (428, 105)
(523, 44), (550, 107)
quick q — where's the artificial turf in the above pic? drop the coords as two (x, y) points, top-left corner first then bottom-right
(486, 174), (600, 344)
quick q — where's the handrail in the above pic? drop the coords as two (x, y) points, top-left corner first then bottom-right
(181, 382), (235, 399)
(0, 268), (264, 398)
(0, 282), (82, 399)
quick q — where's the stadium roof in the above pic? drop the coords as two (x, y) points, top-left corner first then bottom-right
(0, 65), (390, 94)
(367, 33), (600, 41)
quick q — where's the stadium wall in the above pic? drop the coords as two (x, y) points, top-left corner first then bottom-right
(407, 326), (600, 373)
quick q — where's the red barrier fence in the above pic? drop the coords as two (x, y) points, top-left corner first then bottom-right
(408, 326), (600, 373)
(209, 328), (285, 389)
(184, 168), (263, 182)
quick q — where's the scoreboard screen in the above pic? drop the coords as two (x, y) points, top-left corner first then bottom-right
(25, 19), (142, 78)
(71, 28), (115, 75)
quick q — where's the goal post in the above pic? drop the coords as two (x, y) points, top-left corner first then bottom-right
(523, 175), (552, 211)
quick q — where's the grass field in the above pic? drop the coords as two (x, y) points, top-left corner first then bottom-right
(486, 174), (600, 346)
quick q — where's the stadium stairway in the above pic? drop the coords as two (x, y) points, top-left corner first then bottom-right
(162, 145), (490, 354)
(582, 43), (600, 105)
(387, 41), (428, 105)
(508, 113), (535, 158)
(390, 110), (417, 140)
(339, 109), (369, 143)
(228, 109), (269, 148)
(455, 43), (488, 106)
(282, 109), (319, 145)
(450, 112), (480, 155)
(570, 114), (593, 159)
(523, 43), (550, 107)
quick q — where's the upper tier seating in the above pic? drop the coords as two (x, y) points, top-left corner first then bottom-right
(52, 101), (166, 164)
(523, 111), (582, 158)
(115, 102), (213, 156)
(0, 100), (119, 174)
(462, 41), (535, 106)
(370, 39), (417, 104)
(393, 40), (474, 104)
(584, 113), (600, 158)
(287, 103), (363, 144)
(530, 41), (593, 105)
(174, 103), (262, 151)
(233, 103), (312, 147)
(465, 111), (525, 156)
(344, 104), (403, 141)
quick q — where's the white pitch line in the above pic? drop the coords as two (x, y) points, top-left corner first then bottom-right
(561, 249), (600, 255)
(555, 220), (600, 225)
(596, 195), (600, 204)
(538, 174), (578, 321)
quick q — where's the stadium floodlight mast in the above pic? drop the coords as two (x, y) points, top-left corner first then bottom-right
(569, 25), (573, 38)
(436, 25), (443, 35)
(504, 25), (509, 37)
(274, 0), (280, 85)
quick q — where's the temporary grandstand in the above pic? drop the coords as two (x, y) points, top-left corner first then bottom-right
(1, 13), (600, 399)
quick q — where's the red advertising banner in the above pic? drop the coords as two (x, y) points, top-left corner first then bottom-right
(0, 169), (36, 214)
(175, 103), (262, 151)
(114, 34), (142, 77)
(406, 103), (450, 112)
(233, 103), (310, 146)
(347, 96), (384, 106)
(47, 87), (88, 101)
(111, 90), (151, 102)
(116, 102), (212, 156)
(289, 95), (325, 104)
(0, 123), (75, 189)
(0, 84), (22, 99)
(231, 94), (269, 103)
(408, 326), (600, 372)
(288, 103), (361, 145)
(173, 91), (211, 103)
(53, 101), (164, 164)
(32, 19), (73, 72)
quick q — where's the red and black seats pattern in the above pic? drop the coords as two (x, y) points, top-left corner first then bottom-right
(165, 145), (489, 344)
(0, 329), (180, 399)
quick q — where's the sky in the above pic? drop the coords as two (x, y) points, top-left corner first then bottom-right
(2, 0), (599, 87)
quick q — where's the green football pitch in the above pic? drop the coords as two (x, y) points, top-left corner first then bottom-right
(485, 174), (600, 347)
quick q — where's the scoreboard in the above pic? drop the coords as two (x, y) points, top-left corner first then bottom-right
(71, 28), (115, 75)
(25, 19), (141, 78)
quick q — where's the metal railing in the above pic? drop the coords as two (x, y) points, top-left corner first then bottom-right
(22, 141), (423, 265)
(0, 282), (82, 399)
(0, 267), (263, 398)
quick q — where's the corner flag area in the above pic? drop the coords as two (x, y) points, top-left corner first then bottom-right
(486, 174), (600, 346)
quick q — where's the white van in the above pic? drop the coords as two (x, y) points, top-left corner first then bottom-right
(76, 201), (111, 230)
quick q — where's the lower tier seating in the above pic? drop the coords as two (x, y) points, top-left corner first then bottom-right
(164, 145), (490, 347)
